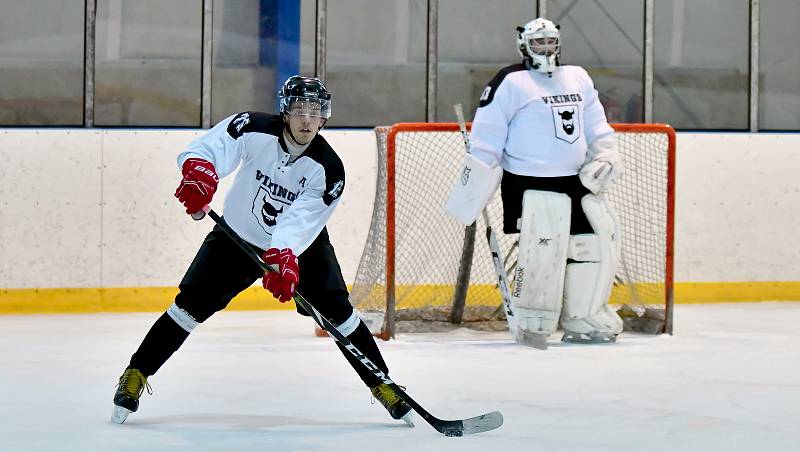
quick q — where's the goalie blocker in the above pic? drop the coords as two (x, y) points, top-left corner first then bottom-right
(513, 188), (623, 345)
(444, 153), (503, 225)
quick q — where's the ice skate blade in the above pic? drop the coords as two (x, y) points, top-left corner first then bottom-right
(110, 405), (132, 424)
(400, 411), (415, 427)
(561, 331), (618, 344)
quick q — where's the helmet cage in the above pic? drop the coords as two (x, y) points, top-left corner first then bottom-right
(529, 34), (559, 56)
(280, 96), (332, 119)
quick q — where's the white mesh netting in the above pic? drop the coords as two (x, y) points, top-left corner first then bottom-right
(350, 124), (674, 337)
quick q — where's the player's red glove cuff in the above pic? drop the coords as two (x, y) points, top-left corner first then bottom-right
(261, 248), (299, 302)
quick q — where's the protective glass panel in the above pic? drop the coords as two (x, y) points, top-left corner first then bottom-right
(759, 0), (800, 131)
(549, 0), (645, 123)
(326, 0), (427, 126)
(211, 0), (315, 124)
(95, 0), (202, 126)
(654, 0), (749, 130)
(0, 1), (84, 125)
(437, 0), (536, 121)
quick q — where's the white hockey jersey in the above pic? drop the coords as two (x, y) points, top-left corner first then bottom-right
(469, 64), (614, 177)
(178, 112), (345, 254)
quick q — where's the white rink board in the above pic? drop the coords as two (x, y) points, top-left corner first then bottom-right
(0, 128), (799, 289)
(100, 130), (209, 287)
(674, 133), (800, 281)
(0, 130), (103, 288)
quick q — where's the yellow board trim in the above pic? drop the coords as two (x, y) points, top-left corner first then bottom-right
(674, 282), (800, 303)
(0, 287), (295, 314)
(1, 281), (799, 314)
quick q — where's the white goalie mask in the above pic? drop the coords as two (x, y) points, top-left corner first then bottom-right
(516, 18), (561, 76)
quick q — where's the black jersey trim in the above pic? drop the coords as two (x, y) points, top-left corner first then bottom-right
(226, 112), (283, 139)
(301, 136), (346, 206)
(478, 63), (527, 108)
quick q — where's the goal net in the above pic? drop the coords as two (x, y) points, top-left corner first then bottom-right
(347, 123), (675, 339)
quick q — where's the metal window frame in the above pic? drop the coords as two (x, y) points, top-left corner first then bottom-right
(84, 0), (210, 128)
(201, 0), (213, 128)
(84, 0), (96, 127)
(644, 0), (654, 123)
(749, 0), (759, 132)
(315, 0), (327, 81)
(426, 0), (438, 122)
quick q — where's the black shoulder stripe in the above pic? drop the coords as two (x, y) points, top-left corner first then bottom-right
(226, 112), (283, 139)
(303, 136), (345, 206)
(478, 63), (527, 108)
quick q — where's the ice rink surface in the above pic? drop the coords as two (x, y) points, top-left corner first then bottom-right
(1, 303), (798, 452)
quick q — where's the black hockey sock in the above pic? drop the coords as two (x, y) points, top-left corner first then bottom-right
(129, 312), (191, 377)
(335, 321), (389, 388)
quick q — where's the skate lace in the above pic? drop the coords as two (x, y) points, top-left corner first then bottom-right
(370, 384), (406, 408)
(117, 369), (152, 399)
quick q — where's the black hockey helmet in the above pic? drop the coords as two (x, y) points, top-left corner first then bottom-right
(279, 76), (332, 119)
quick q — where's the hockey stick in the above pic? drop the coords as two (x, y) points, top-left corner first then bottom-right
(192, 205), (503, 436)
(453, 104), (517, 332)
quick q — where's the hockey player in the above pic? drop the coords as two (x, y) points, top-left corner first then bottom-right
(112, 76), (413, 426)
(446, 18), (624, 348)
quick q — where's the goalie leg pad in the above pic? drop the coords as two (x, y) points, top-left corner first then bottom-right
(512, 190), (571, 336)
(444, 153), (503, 225)
(561, 194), (623, 336)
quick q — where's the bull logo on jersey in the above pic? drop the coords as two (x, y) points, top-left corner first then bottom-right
(251, 170), (298, 234)
(551, 104), (581, 143)
(261, 197), (284, 227)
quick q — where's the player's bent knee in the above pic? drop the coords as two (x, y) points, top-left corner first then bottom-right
(336, 310), (361, 336)
(166, 302), (200, 333)
(304, 294), (354, 326)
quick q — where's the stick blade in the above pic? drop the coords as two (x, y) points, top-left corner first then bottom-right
(434, 411), (503, 436)
(461, 410), (503, 435)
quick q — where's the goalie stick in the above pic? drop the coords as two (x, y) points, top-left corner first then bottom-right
(453, 104), (517, 333)
(191, 205), (503, 436)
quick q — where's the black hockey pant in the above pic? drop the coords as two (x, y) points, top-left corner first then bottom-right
(500, 171), (595, 235)
(129, 220), (388, 388)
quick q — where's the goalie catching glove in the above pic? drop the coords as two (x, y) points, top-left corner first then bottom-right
(175, 158), (219, 214)
(261, 247), (299, 303)
(579, 134), (623, 194)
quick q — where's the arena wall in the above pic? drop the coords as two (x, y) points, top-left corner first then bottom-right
(1, 129), (798, 313)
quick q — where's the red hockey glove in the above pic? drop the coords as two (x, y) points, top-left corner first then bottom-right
(175, 158), (219, 214)
(261, 248), (300, 303)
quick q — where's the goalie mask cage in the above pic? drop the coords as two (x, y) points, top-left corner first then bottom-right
(344, 123), (675, 339)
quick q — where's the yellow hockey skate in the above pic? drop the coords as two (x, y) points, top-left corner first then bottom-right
(111, 367), (151, 424)
(370, 383), (414, 427)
